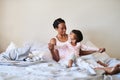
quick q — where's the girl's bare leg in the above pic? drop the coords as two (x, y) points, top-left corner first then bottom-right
(68, 59), (73, 68)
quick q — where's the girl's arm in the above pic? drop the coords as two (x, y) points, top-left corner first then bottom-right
(80, 49), (97, 56)
(48, 38), (60, 62)
(79, 44), (105, 56)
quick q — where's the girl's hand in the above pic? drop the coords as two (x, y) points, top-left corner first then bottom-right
(99, 48), (106, 53)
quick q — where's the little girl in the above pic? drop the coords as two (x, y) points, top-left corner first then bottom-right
(67, 29), (105, 68)
(67, 30), (120, 75)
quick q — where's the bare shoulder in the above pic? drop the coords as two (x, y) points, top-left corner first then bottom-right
(50, 38), (56, 45)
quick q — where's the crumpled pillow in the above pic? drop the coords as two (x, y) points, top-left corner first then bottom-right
(84, 41), (111, 62)
(6, 42), (17, 52)
(92, 52), (111, 63)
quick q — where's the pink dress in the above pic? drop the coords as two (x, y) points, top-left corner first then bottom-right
(55, 37), (99, 66)
(67, 42), (99, 58)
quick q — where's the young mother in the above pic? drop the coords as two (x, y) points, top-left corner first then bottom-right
(48, 18), (105, 62)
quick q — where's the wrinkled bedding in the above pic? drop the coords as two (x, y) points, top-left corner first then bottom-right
(0, 41), (119, 80)
(0, 60), (104, 80)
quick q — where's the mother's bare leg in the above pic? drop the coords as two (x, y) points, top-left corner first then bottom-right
(104, 64), (120, 75)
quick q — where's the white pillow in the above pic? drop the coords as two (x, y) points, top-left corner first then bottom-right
(84, 41), (111, 62)
(80, 54), (94, 60)
(92, 52), (110, 62)
(6, 42), (17, 52)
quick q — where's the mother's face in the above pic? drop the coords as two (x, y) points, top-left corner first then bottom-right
(56, 23), (67, 35)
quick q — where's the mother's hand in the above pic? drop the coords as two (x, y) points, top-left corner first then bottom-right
(48, 43), (60, 62)
(48, 43), (54, 50)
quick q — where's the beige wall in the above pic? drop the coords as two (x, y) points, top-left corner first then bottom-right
(0, 0), (120, 58)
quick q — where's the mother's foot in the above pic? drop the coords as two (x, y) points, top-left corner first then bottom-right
(105, 64), (120, 75)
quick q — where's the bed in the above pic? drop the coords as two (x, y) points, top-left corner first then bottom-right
(0, 41), (119, 80)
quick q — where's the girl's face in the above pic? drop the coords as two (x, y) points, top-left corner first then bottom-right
(69, 32), (77, 40)
(56, 23), (66, 35)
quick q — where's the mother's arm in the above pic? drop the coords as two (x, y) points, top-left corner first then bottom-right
(48, 38), (60, 62)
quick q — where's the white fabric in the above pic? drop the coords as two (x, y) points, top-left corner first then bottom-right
(1, 42), (31, 61)
(0, 61), (104, 80)
(76, 58), (96, 75)
(80, 55), (104, 68)
(6, 42), (17, 52)
(2, 42), (53, 61)
(0, 41), (119, 80)
(84, 41), (111, 62)
(106, 58), (120, 67)
(3, 46), (30, 61)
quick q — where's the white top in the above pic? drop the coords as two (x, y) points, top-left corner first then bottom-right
(54, 37), (70, 59)
(55, 37), (99, 60)
(67, 42), (99, 57)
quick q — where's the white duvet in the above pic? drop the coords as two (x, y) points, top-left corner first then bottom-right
(0, 60), (104, 80)
(0, 41), (119, 80)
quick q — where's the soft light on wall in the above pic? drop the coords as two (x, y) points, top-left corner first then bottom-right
(0, 0), (120, 58)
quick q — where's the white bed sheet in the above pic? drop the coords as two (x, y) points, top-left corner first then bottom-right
(0, 60), (104, 80)
(0, 41), (119, 80)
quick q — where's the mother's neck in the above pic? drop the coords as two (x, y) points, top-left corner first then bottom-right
(56, 34), (68, 42)
(57, 34), (67, 38)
